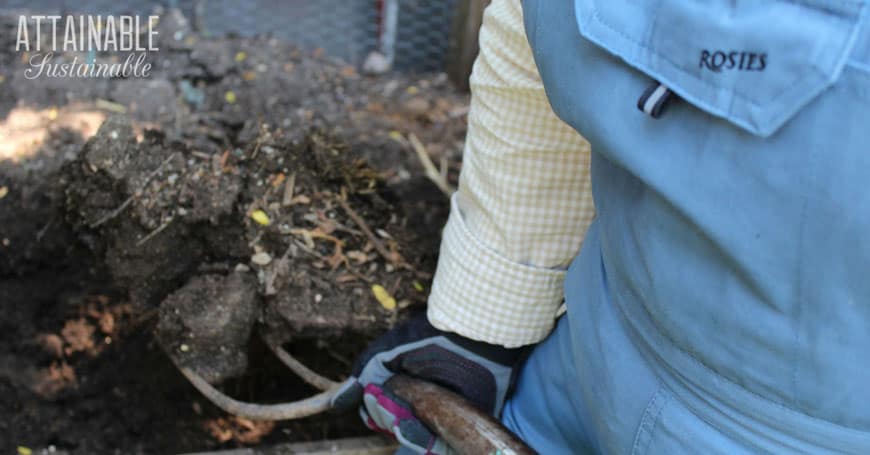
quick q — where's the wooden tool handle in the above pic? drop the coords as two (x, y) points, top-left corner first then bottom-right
(386, 374), (536, 455)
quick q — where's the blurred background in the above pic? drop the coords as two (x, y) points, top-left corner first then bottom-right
(0, 0), (483, 74)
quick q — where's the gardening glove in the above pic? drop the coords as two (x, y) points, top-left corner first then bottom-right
(331, 312), (526, 455)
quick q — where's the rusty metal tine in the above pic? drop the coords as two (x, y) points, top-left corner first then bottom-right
(179, 365), (343, 420)
(263, 336), (341, 391)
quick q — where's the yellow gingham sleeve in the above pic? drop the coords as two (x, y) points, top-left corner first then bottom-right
(427, 0), (595, 347)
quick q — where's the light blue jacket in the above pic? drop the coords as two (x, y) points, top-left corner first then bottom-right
(505, 0), (870, 453)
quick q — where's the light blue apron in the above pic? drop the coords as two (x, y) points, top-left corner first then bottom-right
(502, 0), (870, 453)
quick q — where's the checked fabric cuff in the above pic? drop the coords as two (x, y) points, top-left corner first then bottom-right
(427, 195), (567, 348)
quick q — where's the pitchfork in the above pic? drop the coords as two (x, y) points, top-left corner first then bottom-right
(174, 333), (534, 454)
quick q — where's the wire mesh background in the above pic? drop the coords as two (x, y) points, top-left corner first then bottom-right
(0, 0), (458, 72)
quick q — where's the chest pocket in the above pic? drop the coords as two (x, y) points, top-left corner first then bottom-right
(574, 0), (866, 137)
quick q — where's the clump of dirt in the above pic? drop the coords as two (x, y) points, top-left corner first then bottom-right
(157, 273), (259, 384)
(63, 114), (432, 371)
(63, 117), (218, 310)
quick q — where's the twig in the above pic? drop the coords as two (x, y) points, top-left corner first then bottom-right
(264, 245), (293, 296)
(89, 152), (178, 228)
(35, 217), (53, 242)
(190, 151), (212, 161)
(90, 196), (136, 228)
(131, 307), (159, 328)
(247, 230), (264, 248)
(408, 133), (454, 197)
(136, 217), (174, 247)
(336, 261), (373, 284)
(96, 98), (127, 114)
(250, 125), (266, 159)
(264, 338), (340, 391)
(282, 172), (296, 206)
(337, 197), (399, 265)
(328, 221), (363, 237)
(440, 156), (449, 181)
(287, 228), (344, 247)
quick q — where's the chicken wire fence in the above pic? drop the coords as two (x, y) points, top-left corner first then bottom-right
(0, 0), (458, 72)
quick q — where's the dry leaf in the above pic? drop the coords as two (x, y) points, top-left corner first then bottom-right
(109, 303), (133, 325)
(251, 252), (272, 265)
(205, 416), (275, 444)
(37, 333), (64, 358)
(341, 65), (357, 78)
(220, 150), (231, 171)
(288, 228), (343, 247)
(290, 194), (310, 205)
(335, 273), (359, 283)
(31, 361), (77, 397)
(270, 173), (285, 188)
(204, 419), (233, 442)
(317, 218), (337, 235)
(98, 312), (115, 335)
(61, 318), (95, 354)
(347, 250), (368, 264)
(234, 417), (275, 444)
(327, 246), (345, 269)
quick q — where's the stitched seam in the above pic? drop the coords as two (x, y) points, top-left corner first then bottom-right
(670, 385), (772, 452)
(791, 201), (809, 404)
(630, 387), (670, 455)
(587, 0), (855, 111)
(630, 391), (660, 454)
(644, 392), (669, 453)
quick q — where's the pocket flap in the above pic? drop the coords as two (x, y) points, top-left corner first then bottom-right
(574, 0), (866, 137)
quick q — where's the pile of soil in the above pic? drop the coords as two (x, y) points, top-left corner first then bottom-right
(0, 9), (467, 454)
(67, 114), (434, 383)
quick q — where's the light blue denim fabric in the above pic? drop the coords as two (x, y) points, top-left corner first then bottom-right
(503, 0), (870, 453)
